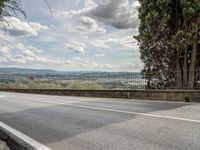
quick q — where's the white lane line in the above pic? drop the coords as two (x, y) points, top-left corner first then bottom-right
(19, 98), (200, 124)
(0, 121), (52, 150)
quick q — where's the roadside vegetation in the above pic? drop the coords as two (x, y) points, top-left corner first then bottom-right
(0, 81), (103, 90)
(0, 80), (145, 90)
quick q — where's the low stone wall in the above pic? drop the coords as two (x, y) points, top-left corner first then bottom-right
(1, 89), (200, 102)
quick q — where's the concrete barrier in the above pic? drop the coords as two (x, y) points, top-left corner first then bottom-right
(0, 89), (200, 102)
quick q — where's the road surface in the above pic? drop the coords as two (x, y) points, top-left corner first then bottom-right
(0, 92), (200, 150)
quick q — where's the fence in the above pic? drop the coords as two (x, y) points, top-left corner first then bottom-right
(0, 72), (146, 90)
(143, 69), (200, 89)
(0, 70), (199, 90)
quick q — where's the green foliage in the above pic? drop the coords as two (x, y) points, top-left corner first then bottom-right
(0, 0), (25, 18)
(0, 80), (104, 90)
(136, 0), (200, 89)
(172, 30), (184, 43)
(101, 81), (145, 90)
(67, 81), (103, 90)
(0, 80), (146, 90)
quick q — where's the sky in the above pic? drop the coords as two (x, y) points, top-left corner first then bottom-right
(0, 0), (142, 72)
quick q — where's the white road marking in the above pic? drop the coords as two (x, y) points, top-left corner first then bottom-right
(1, 93), (200, 123)
(15, 98), (200, 124)
(0, 121), (52, 150)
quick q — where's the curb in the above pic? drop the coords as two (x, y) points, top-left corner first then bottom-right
(0, 122), (51, 150)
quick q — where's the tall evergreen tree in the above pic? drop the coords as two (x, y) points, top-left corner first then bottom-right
(137, 0), (200, 89)
(172, 0), (200, 89)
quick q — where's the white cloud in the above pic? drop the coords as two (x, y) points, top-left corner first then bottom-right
(26, 45), (44, 53)
(91, 35), (138, 49)
(0, 56), (7, 63)
(73, 60), (142, 72)
(95, 51), (105, 57)
(88, 0), (139, 29)
(90, 41), (110, 48)
(80, 16), (99, 30)
(16, 43), (37, 58)
(85, 0), (96, 8)
(107, 35), (138, 49)
(0, 17), (37, 36)
(77, 60), (113, 70)
(62, 0), (139, 29)
(65, 41), (87, 53)
(61, 7), (95, 17)
(132, 1), (140, 8)
(0, 43), (62, 65)
(0, 17), (49, 37)
(61, 0), (97, 17)
(0, 42), (142, 71)
(71, 16), (106, 34)
(120, 63), (143, 71)
(29, 22), (49, 32)
(0, 46), (12, 54)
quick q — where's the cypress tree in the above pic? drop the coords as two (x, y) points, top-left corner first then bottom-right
(137, 0), (200, 89)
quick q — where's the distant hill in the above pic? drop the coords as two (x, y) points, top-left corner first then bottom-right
(0, 68), (59, 75)
(0, 68), (140, 76)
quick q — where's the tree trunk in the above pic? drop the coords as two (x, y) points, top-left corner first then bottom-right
(176, 47), (183, 89)
(183, 47), (188, 88)
(188, 36), (198, 89)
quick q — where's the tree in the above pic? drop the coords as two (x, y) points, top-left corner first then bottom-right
(136, 0), (200, 89)
(0, 0), (25, 20)
(0, 0), (51, 43)
(0, 0), (51, 20)
(172, 0), (200, 89)
(136, 0), (176, 89)
(0, 0), (25, 43)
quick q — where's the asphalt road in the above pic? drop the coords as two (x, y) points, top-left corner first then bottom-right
(0, 92), (200, 150)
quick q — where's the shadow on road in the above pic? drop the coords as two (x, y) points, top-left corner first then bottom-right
(0, 98), (189, 145)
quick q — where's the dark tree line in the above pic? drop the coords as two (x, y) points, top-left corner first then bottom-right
(136, 0), (200, 89)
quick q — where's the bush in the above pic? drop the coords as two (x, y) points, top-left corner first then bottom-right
(67, 81), (103, 90)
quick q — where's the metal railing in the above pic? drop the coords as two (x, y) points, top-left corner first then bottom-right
(0, 70), (199, 90)
(0, 72), (146, 90)
(142, 69), (200, 90)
